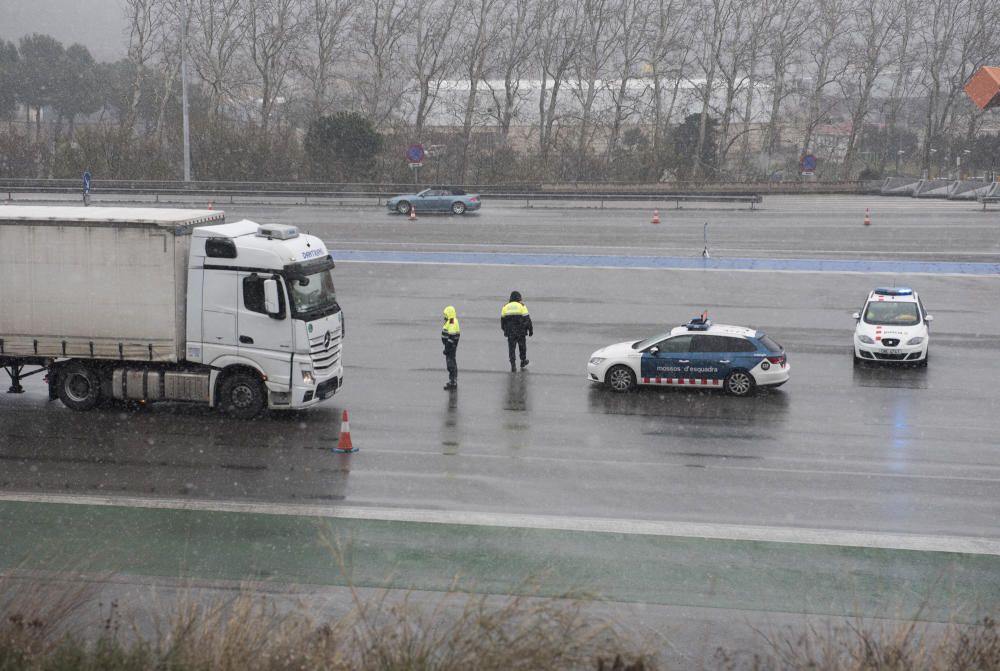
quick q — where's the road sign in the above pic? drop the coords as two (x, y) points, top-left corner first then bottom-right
(82, 170), (92, 193)
(408, 162), (423, 168)
(799, 154), (817, 174)
(405, 144), (426, 163)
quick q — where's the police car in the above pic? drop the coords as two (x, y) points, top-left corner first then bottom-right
(852, 287), (932, 366)
(587, 314), (789, 396)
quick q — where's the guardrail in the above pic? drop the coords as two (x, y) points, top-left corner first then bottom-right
(980, 195), (1000, 210)
(0, 178), (765, 209)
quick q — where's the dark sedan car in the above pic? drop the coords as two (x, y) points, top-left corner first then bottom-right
(386, 187), (481, 215)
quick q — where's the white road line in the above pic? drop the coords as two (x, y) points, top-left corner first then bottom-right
(2, 491), (998, 556)
(329, 241), (1000, 258)
(334, 258), (994, 278)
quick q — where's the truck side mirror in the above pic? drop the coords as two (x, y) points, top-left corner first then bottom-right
(264, 279), (281, 315)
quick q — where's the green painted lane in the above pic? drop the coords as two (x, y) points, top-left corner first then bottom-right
(1, 501), (997, 622)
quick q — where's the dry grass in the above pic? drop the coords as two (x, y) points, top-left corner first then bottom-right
(717, 616), (1000, 670)
(0, 572), (654, 671)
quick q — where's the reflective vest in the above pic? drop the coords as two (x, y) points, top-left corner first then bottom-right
(500, 301), (532, 337)
(442, 306), (460, 338)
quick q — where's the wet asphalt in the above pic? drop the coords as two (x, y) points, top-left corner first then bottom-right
(2, 194), (999, 536)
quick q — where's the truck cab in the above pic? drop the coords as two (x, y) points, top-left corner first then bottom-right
(186, 221), (344, 416)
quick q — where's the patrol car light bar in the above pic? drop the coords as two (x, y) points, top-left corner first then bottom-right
(874, 287), (913, 296)
(686, 312), (712, 330)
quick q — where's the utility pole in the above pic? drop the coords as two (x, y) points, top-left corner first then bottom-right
(181, 6), (192, 182)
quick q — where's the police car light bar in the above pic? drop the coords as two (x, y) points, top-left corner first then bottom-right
(874, 287), (913, 296)
(686, 311), (712, 330)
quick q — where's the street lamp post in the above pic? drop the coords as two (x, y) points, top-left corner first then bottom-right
(956, 149), (971, 179)
(180, 10), (191, 182)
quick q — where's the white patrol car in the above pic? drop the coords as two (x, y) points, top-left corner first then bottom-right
(852, 287), (932, 366)
(587, 314), (790, 396)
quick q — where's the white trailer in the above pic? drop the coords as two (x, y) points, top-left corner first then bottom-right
(0, 206), (344, 417)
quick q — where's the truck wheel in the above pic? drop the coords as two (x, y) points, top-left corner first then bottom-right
(219, 372), (266, 419)
(57, 363), (102, 411)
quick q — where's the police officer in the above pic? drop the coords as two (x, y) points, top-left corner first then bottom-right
(501, 291), (533, 371)
(441, 305), (460, 389)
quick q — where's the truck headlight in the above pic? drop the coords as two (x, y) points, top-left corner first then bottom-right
(906, 337), (924, 345)
(589, 357), (606, 366)
(302, 371), (315, 385)
(857, 335), (875, 344)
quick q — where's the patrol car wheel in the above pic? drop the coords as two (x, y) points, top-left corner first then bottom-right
(916, 351), (929, 367)
(396, 201), (411, 215)
(724, 369), (755, 397)
(606, 365), (636, 393)
(451, 201), (466, 215)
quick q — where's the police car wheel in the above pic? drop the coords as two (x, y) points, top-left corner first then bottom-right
(606, 365), (636, 393)
(853, 354), (863, 367)
(916, 351), (929, 367)
(396, 201), (411, 214)
(724, 370), (755, 397)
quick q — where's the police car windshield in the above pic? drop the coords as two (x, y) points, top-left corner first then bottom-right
(288, 269), (338, 318)
(864, 301), (920, 326)
(633, 333), (672, 350)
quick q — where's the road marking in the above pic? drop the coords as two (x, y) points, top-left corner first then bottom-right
(1, 492), (997, 556)
(331, 240), (1000, 258)
(330, 250), (1000, 276)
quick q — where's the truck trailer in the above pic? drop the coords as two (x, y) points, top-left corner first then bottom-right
(0, 206), (344, 418)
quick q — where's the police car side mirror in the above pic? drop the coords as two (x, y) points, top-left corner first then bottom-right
(851, 312), (860, 320)
(924, 314), (934, 322)
(648, 346), (659, 354)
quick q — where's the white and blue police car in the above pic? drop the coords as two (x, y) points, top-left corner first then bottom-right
(587, 314), (790, 396)
(852, 287), (932, 366)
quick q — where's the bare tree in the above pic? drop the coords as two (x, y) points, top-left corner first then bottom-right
(536, 0), (583, 170)
(188, 0), (249, 118)
(454, 0), (504, 182)
(644, 0), (692, 180)
(568, 0), (618, 179)
(688, 0), (743, 179)
(837, 0), (903, 178)
(483, 0), (537, 141)
(244, 0), (304, 130)
(604, 0), (652, 172)
(406, 0), (462, 134)
(761, 0), (809, 161)
(299, 0), (355, 120)
(123, 0), (165, 133)
(799, 0), (851, 162)
(352, 0), (411, 126)
(916, 0), (999, 175)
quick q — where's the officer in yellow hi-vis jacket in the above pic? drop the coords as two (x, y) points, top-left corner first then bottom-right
(441, 305), (461, 389)
(500, 291), (533, 371)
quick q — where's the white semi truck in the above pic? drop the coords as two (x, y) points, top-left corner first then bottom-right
(0, 206), (344, 418)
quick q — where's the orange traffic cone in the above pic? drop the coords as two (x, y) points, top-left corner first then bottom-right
(409, 206), (417, 222)
(334, 409), (357, 453)
(863, 207), (871, 226)
(651, 209), (661, 224)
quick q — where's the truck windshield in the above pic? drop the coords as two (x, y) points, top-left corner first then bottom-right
(288, 268), (339, 319)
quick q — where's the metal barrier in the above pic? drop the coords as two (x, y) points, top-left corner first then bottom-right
(0, 179), (764, 209)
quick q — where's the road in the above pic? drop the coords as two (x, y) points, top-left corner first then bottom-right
(2, 194), (999, 665)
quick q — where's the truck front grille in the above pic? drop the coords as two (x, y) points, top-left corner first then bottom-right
(309, 332), (342, 372)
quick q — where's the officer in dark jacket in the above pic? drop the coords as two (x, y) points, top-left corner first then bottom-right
(500, 291), (533, 371)
(441, 305), (460, 389)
